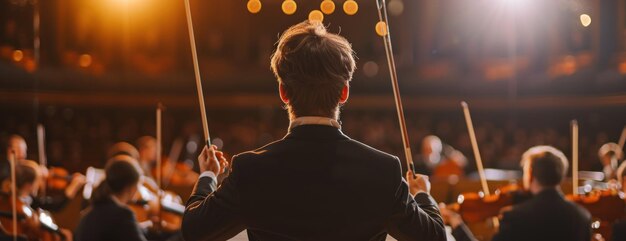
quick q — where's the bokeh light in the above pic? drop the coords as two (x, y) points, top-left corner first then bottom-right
(247, 0), (262, 14)
(388, 0), (404, 16)
(375, 21), (388, 37)
(363, 61), (379, 77)
(282, 0), (297, 15)
(79, 54), (92, 68)
(343, 0), (358, 15)
(309, 10), (324, 22)
(320, 0), (335, 15)
(12, 50), (23, 62)
(580, 14), (591, 27)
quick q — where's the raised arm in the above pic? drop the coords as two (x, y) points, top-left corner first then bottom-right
(386, 158), (447, 241)
(181, 146), (245, 241)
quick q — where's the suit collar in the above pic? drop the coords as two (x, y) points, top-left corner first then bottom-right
(534, 188), (563, 199)
(284, 125), (349, 141)
(289, 116), (341, 130)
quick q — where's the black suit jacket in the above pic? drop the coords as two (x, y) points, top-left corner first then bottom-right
(182, 125), (446, 241)
(74, 197), (147, 241)
(452, 189), (591, 241)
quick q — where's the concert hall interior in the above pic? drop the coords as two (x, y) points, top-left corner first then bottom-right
(1, 0), (626, 241)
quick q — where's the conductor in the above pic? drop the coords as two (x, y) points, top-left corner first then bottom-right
(181, 21), (446, 241)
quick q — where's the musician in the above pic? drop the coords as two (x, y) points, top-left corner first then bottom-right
(612, 161), (626, 241)
(74, 155), (147, 241)
(3, 135), (85, 212)
(136, 136), (157, 178)
(440, 146), (591, 241)
(0, 160), (73, 240)
(413, 135), (443, 176)
(5, 135), (27, 162)
(597, 142), (622, 181)
(181, 21), (446, 241)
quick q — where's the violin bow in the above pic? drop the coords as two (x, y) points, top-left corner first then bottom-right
(156, 103), (163, 230)
(9, 152), (17, 241)
(461, 102), (490, 196)
(183, 0), (212, 147)
(571, 120), (579, 196)
(374, 0), (415, 178)
(462, 102), (501, 228)
(37, 124), (47, 197)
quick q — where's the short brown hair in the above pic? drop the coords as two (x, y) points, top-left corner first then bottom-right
(271, 21), (356, 119)
(521, 146), (569, 187)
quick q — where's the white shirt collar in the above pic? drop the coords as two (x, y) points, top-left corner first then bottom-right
(289, 116), (341, 130)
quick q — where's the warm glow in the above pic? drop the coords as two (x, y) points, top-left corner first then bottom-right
(580, 14), (591, 27)
(247, 0), (262, 14)
(320, 0), (335, 15)
(375, 21), (388, 36)
(282, 0), (297, 15)
(79, 54), (92, 68)
(109, 0), (144, 8)
(12, 50), (23, 62)
(309, 10), (324, 23)
(343, 0), (358, 15)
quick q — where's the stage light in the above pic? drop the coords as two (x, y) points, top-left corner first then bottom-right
(309, 10), (324, 22)
(247, 0), (262, 14)
(282, 0), (297, 15)
(79, 54), (92, 68)
(387, 0), (404, 16)
(343, 0), (358, 15)
(580, 14), (591, 27)
(321, 0), (335, 15)
(12, 50), (23, 62)
(375, 21), (388, 36)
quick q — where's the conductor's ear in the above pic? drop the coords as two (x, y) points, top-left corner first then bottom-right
(279, 83), (289, 104)
(339, 85), (349, 104)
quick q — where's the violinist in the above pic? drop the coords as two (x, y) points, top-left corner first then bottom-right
(440, 145), (592, 241)
(181, 21), (446, 241)
(414, 135), (467, 178)
(136, 136), (157, 179)
(5, 135), (27, 162)
(74, 155), (147, 241)
(0, 160), (73, 240)
(612, 161), (626, 241)
(3, 135), (86, 212)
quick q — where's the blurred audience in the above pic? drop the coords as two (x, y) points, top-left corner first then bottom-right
(0, 108), (621, 177)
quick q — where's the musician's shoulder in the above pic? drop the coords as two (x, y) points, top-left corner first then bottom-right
(231, 139), (284, 161)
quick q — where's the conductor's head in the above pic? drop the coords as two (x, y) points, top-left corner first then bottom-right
(520, 146), (569, 194)
(271, 21), (356, 120)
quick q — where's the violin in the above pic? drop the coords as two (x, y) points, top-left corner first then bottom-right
(46, 167), (72, 191)
(448, 183), (530, 223)
(566, 186), (626, 241)
(0, 193), (67, 241)
(129, 179), (184, 233)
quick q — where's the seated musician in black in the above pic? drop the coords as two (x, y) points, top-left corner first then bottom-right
(613, 161), (626, 241)
(181, 20), (446, 241)
(3, 135), (86, 212)
(74, 155), (147, 241)
(439, 145), (591, 241)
